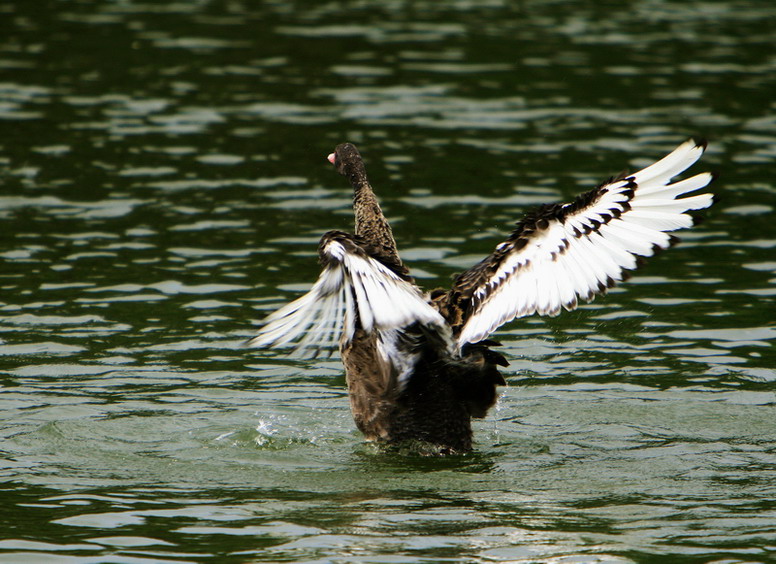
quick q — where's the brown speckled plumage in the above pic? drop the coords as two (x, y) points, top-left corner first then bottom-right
(331, 143), (403, 265)
(329, 143), (505, 453)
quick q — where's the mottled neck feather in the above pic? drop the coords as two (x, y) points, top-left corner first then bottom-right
(349, 167), (401, 262)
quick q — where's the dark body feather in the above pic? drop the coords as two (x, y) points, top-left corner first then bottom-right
(330, 143), (506, 453)
(342, 325), (506, 453)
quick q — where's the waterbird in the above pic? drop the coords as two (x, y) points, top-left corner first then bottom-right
(249, 140), (715, 453)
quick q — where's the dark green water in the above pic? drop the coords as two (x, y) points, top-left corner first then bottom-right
(1, 1), (774, 562)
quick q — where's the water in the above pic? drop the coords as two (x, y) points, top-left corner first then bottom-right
(1, 0), (775, 562)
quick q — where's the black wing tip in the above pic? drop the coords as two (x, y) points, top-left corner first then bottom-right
(691, 137), (709, 151)
(689, 204), (716, 226)
(689, 193), (719, 227)
(705, 191), (721, 210)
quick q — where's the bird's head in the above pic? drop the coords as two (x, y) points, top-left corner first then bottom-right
(327, 143), (366, 179)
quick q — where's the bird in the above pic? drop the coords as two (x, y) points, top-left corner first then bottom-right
(248, 139), (715, 453)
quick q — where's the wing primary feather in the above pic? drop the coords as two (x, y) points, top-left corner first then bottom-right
(454, 139), (715, 349)
(250, 231), (448, 356)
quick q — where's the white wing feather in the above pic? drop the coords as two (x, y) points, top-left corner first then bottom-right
(248, 238), (446, 356)
(457, 139), (714, 348)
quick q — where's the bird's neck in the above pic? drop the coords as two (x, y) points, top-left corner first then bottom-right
(351, 173), (400, 261)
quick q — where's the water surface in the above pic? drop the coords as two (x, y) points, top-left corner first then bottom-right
(1, 1), (775, 562)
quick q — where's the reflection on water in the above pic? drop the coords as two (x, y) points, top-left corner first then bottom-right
(1, 0), (775, 562)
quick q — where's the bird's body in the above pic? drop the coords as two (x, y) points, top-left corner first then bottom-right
(249, 140), (715, 453)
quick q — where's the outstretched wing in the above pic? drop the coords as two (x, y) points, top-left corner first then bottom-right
(248, 230), (447, 356)
(453, 139), (715, 348)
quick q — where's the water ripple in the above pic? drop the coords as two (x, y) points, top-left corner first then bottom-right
(1, 0), (774, 562)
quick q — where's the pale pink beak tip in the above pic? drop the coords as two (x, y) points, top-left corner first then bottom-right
(327, 152), (336, 164)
